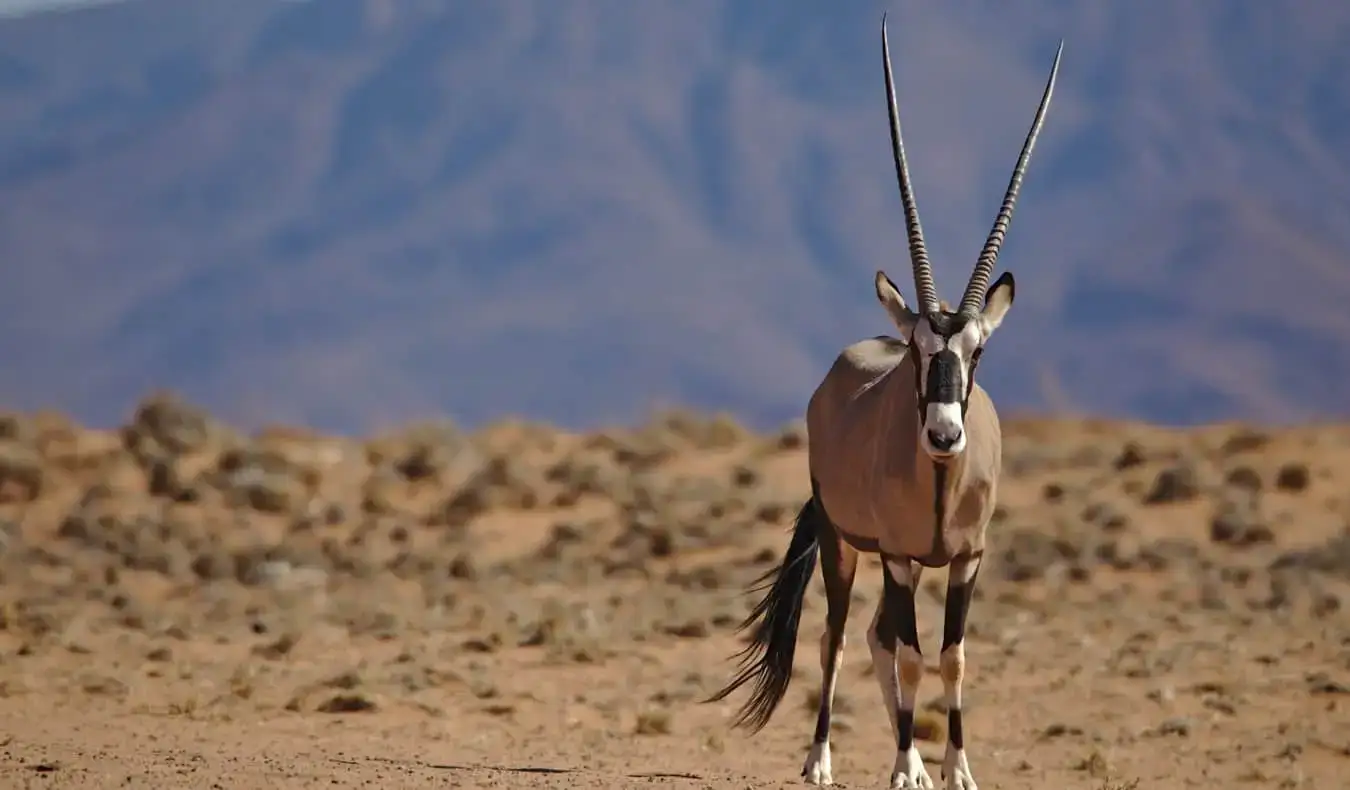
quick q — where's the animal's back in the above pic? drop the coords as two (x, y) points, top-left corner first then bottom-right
(805, 336), (924, 548)
(809, 334), (907, 410)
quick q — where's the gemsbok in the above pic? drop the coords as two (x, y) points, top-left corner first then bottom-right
(706, 14), (1062, 790)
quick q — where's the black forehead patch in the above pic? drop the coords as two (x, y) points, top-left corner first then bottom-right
(925, 311), (971, 339)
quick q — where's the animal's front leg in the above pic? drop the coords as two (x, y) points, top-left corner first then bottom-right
(939, 554), (982, 790)
(871, 558), (932, 790)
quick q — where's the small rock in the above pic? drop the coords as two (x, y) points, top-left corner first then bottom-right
(1113, 441), (1147, 470)
(1312, 592), (1342, 618)
(324, 671), (362, 690)
(1073, 749), (1111, 777)
(1307, 672), (1349, 695)
(252, 633), (298, 660)
(1040, 722), (1084, 739)
(1082, 501), (1129, 531)
(1145, 686), (1176, 704)
(124, 391), (232, 457)
(662, 621), (709, 639)
(1144, 463), (1201, 504)
(1210, 496), (1273, 547)
(1224, 466), (1263, 492)
(1219, 430), (1271, 455)
(634, 709), (673, 735)
(1154, 717), (1193, 737)
(316, 694), (376, 713)
(1274, 463), (1310, 492)
(730, 465), (759, 489)
(772, 420), (806, 451)
(448, 553), (477, 580)
(0, 441), (43, 503)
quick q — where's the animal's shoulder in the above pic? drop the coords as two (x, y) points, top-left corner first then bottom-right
(837, 335), (909, 376)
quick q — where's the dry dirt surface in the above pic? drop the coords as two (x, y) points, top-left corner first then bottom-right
(0, 393), (1347, 789)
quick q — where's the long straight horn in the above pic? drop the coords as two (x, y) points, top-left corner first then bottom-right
(957, 40), (1063, 316)
(881, 14), (939, 315)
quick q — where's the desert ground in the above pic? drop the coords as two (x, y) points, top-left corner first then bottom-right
(0, 393), (1346, 789)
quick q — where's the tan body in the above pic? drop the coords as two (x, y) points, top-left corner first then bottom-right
(807, 337), (1001, 565)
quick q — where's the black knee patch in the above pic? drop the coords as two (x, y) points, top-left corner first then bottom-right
(812, 701), (831, 744)
(941, 583), (975, 651)
(941, 560), (980, 651)
(948, 708), (965, 749)
(878, 562), (920, 652)
(898, 708), (915, 751)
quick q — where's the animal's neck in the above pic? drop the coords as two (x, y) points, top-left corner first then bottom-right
(912, 437), (967, 505)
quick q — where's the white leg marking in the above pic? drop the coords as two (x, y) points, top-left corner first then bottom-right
(948, 556), (979, 585)
(891, 642), (931, 789)
(940, 642), (976, 790)
(883, 558), (921, 588)
(891, 743), (934, 790)
(802, 741), (833, 786)
(942, 746), (976, 790)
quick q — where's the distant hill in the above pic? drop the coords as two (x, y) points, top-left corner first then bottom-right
(1, 0), (1348, 433)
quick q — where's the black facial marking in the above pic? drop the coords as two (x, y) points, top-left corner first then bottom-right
(913, 311), (984, 424)
(927, 349), (961, 404)
(925, 312), (971, 338)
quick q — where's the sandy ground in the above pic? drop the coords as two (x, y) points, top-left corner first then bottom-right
(0, 397), (1347, 788)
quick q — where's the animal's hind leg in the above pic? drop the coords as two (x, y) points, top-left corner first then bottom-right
(868, 558), (932, 789)
(801, 512), (858, 786)
(939, 554), (982, 790)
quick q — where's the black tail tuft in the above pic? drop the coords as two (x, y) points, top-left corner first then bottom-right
(703, 497), (820, 733)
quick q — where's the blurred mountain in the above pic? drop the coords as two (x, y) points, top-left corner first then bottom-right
(0, 0), (1348, 433)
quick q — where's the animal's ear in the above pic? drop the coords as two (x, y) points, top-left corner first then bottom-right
(874, 270), (918, 341)
(979, 271), (1015, 337)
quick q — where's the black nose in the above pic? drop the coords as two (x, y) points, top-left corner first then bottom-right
(927, 429), (960, 451)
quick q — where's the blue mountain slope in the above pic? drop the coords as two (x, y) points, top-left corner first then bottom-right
(1, 0), (1348, 433)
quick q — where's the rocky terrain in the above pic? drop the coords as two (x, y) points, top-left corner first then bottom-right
(0, 393), (1346, 788)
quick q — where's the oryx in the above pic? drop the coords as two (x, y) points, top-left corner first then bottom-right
(706, 15), (1062, 790)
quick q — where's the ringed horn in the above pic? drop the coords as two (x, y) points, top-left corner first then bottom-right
(879, 13), (1064, 318)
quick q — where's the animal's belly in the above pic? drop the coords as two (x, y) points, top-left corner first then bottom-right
(814, 474), (935, 559)
(814, 471), (989, 563)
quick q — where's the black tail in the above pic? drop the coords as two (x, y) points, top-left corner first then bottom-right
(703, 497), (820, 733)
